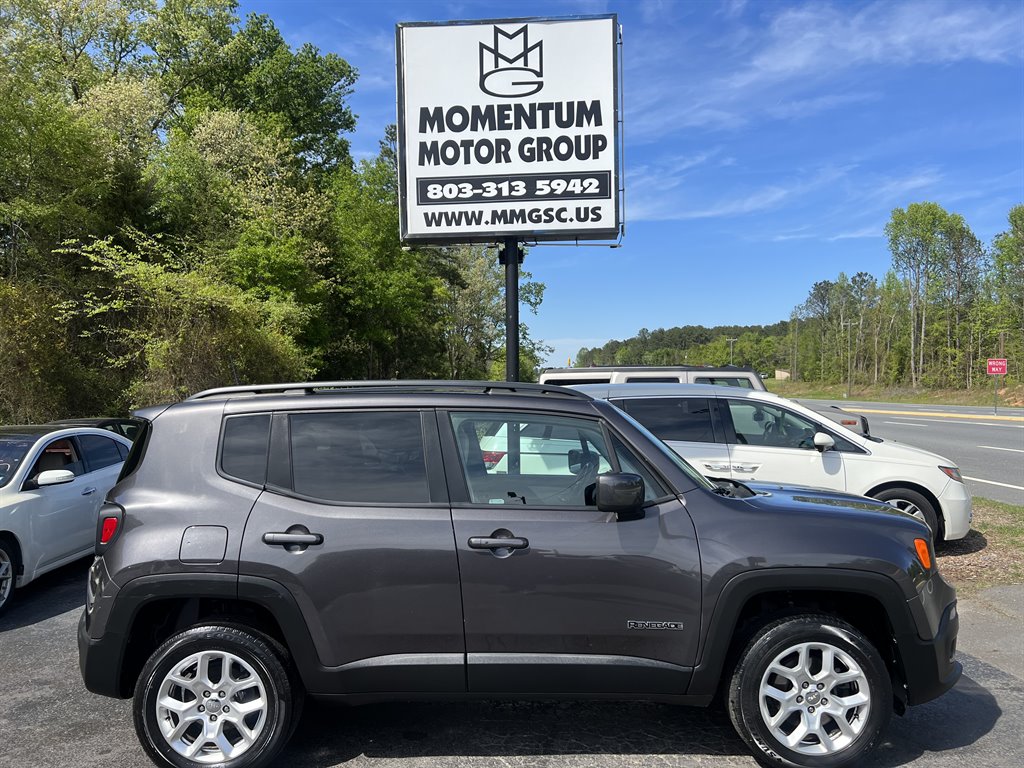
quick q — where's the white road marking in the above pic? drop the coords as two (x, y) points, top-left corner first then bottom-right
(880, 417), (1024, 429)
(884, 421), (928, 427)
(963, 476), (1024, 491)
(978, 445), (1024, 454)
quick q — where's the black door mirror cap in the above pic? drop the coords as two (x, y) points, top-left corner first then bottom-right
(596, 473), (646, 520)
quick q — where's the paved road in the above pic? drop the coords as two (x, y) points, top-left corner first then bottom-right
(804, 400), (1024, 506)
(1, 559), (1021, 768)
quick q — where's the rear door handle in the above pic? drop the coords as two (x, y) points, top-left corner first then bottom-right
(263, 532), (324, 546)
(81, 487), (97, 496)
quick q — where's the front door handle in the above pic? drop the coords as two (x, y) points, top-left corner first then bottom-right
(469, 536), (529, 550)
(733, 464), (760, 473)
(81, 487), (97, 496)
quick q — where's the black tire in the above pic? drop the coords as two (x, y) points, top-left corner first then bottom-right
(727, 614), (892, 768)
(872, 487), (941, 541)
(0, 537), (18, 618)
(133, 625), (297, 768)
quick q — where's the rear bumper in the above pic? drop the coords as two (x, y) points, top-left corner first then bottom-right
(78, 609), (127, 698)
(899, 599), (961, 706)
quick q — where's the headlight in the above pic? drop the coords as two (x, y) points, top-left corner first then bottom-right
(939, 466), (963, 482)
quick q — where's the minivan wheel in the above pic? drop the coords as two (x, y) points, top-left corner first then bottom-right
(728, 614), (891, 768)
(873, 488), (940, 540)
(0, 539), (16, 617)
(134, 626), (295, 768)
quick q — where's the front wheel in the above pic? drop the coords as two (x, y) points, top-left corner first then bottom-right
(133, 625), (297, 768)
(727, 614), (892, 768)
(0, 538), (17, 617)
(872, 487), (940, 540)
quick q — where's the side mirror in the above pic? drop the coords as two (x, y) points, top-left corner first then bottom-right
(596, 473), (645, 520)
(36, 469), (76, 486)
(813, 432), (835, 452)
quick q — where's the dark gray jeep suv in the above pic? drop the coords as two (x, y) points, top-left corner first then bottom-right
(79, 381), (960, 768)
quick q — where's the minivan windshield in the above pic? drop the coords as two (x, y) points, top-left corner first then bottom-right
(613, 410), (716, 491)
(0, 438), (33, 488)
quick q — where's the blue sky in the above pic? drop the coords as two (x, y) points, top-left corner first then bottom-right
(239, 0), (1024, 367)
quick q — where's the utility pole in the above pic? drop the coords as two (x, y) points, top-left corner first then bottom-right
(498, 237), (523, 382)
(727, 338), (738, 366)
(842, 320), (854, 398)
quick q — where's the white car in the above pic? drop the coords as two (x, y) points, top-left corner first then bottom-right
(570, 383), (972, 542)
(0, 425), (131, 615)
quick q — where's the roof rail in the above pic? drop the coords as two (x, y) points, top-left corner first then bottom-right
(186, 380), (592, 401)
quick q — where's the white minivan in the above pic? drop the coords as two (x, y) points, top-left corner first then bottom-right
(571, 383), (971, 542)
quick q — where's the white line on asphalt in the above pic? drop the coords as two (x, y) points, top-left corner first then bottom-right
(883, 417), (1024, 429)
(963, 476), (1024, 491)
(978, 445), (1024, 454)
(884, 421), (928, 427)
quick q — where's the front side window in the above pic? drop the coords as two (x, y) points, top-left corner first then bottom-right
(616, 397), (715, 443)
(30, 438), (85, 477)
(78, 434), (124, 472)
(290, 411), (429, 504)
(451, 412), (613, 506)
(725, 400), (821, 450)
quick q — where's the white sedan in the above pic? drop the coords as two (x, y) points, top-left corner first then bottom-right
(0, 425), (131, 615)
(572, 383), (972, 542)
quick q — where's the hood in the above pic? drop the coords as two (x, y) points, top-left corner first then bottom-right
(864, 437), (953, 467)
(739, 481), (913, 522)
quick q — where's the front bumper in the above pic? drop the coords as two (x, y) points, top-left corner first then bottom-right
(899, 598), (961, 706)
(938, 479), (972, 540)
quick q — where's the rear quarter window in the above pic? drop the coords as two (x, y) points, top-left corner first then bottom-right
(220, 414), (271, 486)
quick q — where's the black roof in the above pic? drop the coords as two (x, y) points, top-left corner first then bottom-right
(0, 425), (63, 439)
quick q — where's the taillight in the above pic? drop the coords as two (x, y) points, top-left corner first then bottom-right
(95, 502), (124, 553)
(481, 450), (506, 469)
(100, 516), (119, 544)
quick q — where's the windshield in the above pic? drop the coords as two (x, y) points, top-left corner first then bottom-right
(0, 438), (34, 489)
(613, 410), (716, 491)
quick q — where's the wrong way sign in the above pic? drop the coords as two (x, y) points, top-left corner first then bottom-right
(987, 358), (1008, 375)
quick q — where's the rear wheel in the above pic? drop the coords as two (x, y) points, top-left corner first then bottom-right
(873, 488), (940, 540)
(728, 614), (891, 768)
(134, 625), (297, 768)
(0, 538), (17, 617)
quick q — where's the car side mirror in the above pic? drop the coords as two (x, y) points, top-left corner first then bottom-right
(813, 432), (835, 452)
(596, 473), (645, 521)
(36, 469), (76, 486)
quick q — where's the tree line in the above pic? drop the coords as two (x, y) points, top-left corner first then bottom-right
(0, 0), (547, 423)
(576, 202), (1023, 388)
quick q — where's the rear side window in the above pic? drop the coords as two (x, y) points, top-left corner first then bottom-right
(221, 415), (271, 485)
(623, 376), (680, 383)
(289, 411), (429, 504)
(694, 376), (754, 389)
(78, 434), (124, 472)
(617, 398), (716, 443)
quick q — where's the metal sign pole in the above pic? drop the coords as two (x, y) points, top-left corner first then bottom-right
(500, 236), (522, 382)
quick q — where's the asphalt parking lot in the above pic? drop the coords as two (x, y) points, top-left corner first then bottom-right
(1, 559), (1021, 768)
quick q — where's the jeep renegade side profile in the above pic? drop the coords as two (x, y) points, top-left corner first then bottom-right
(79, 381), (960, 768)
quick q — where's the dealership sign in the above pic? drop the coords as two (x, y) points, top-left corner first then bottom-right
(396, 15), (621, 243)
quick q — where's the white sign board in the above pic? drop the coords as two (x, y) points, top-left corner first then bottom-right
(396, 15), (621, 243)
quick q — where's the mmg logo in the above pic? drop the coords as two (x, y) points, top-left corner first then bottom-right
(479, 25), (543, 98)
(627, 620), (684, 631)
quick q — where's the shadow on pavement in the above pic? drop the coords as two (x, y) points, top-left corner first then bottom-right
(281, 699), (749, 765)
(0, 558), (89, 633)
